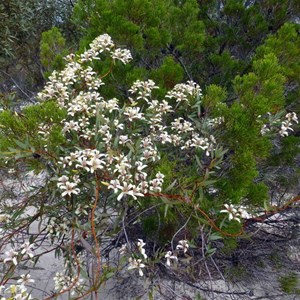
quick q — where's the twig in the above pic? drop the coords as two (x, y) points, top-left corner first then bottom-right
(0, 70), (35, 103)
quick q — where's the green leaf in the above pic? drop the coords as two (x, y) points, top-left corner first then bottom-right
(208, 233), (223, 241)
(164, 204), (169, 218)
(14, 139), (28, 149)
(165, 179), (177, 192)
(206, 246), (216, 256)
(195, 155), (202, 169)
(148, 291), (154, 300)
(201, 179), (217, 186)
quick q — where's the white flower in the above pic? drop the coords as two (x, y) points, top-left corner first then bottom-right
(119, 135), (131, 145)
(138, 181), (149, 193)
(108, 179), (120, 193)
(176, 240), (189, 253)
(149, 178), (162, 193)
(220, 204), (241, 223)
(165, 251), (178, 266)
(76, 156), (90, 171)
(135, 161), (147, 172)
(60, 182), (80, 197)
(17, 274), (35, 285)
(128, 257), (146, 277)
(129, 79), (158, 102)
(4, 248), (18, 265)
(207, 117), (224, 127)
(238, 206), (252, 219)
(20, 242), (34, 259)
(90, 33), (114, 52)
(57, 175), (69, 188)
(63, 120), (80, 132)
(0, 213), (10, 222)
(111, 48), (132, 64)
(159, 100), (173, 113)
(119, 244), (127, 255)
(155, 172), (165, 181)
(137, 239), (147, 259)
(279, 121), (293, 137)
(116, 182), (135, 201)
(88, 157), (105, 173)
(285, 112), (298, 123)
(171, 118), (194, 133)
(166, 81), (201, 103)
(261, 124), (270, 135)
(159, 131), (172, 144)
(124, 107), (144, 121)
(131, 185), (144, 198)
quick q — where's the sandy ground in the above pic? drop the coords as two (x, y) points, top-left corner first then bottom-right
(1, 172), (300, 300)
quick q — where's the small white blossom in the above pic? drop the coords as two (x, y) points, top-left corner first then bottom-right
(17, 274), (35, 285)
(4, 248), (18, 265)
(128, 257), (146, 277)
(119, 135), (131, 145)
(88, 157), (106, 173)
(119, 244), (127, 255)
(176, 240), (189, 253)
(220, 204), (251, 222)
(116, 182), (135, 201)
(165, 251), (178, 266)
(20, 242), (34, 259)
(108, 179), (121, 193)
(60, 182), (80, 197)
(137, 239), (147, 259)
(111, 48), (132, 64)
(124, 107), (144, 121)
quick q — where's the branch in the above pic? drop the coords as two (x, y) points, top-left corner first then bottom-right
(0, 70), (35, 103)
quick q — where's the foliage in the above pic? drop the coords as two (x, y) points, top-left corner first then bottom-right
(40, 27), (68, 78)
(0, 33), (298, 299)
(279, 272), (300, 294)
(0, 0), (75, 96)
(0, 0), (299, 298)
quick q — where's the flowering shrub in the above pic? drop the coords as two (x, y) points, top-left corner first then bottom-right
(0, 34), (298, 298)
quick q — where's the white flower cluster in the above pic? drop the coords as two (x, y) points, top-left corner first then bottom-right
(59, 149), (106, 175)
(121, 239), (190, 275)
(119, 239), (148, 276)
(220, 204), (251, 223)
(3, 242), (34, 266)
(207, 117), (224, 127)
(38, 34), (132, 104)
(128, 257), (146, 277)
(37, 34), (218, 207)
(46, 217), (70, 238)
(0, 280), (34, 300)
(38, 122), (53, 138)
(128, 79), (159, 102)
(260, 124), (271, 135)
(0, 213), (10, 223)
(166, 81), (202, 103)
(53, 272), (84, 296)
(279, 112), (298, 137)
(137, 239), (147, 259)
(165, 240), (189, 267)
(260, 112), (298, 136)
(119, 239), (190, 274)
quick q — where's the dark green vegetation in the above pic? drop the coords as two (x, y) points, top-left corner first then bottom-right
(279, 272), (300, 294)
